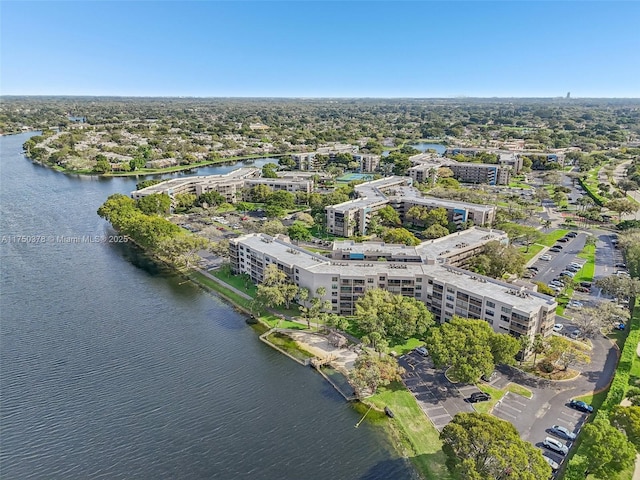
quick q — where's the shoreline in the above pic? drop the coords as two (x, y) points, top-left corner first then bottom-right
(22, 150), (287, 178)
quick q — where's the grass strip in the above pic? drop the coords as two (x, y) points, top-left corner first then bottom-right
(365, 382), (453, 480)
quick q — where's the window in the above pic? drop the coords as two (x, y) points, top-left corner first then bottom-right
(416, 278), (422, 282)
(367, 278), (374, 283)
(486, 310), (494, 316)
(501, 306), (511, 313)
(446, 295), (454, 301)
(486, 301), (495, 308)
(446, 303), (454, 309)
(332, 277), (338, 282)
(379, 276), (385, 281)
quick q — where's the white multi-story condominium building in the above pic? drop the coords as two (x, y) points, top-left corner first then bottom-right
(292, 146), (379, 173)
(325, 176), (497, 237)
(229, 230), (557, 342)
(409, 154), (512, 185)
(131, 168), (316, 203)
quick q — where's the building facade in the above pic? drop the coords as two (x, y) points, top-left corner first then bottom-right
(229, 230), (556, 342)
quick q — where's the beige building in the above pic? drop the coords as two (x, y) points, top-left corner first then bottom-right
(131, 168), (316, 203)
(325, 176), (497, 237)
(229, 230), (556, 342)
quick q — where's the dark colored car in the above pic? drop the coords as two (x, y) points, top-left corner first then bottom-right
(558, 237), (570, 243)
(615, 263), (627, 268)
(569, 400), (593, 413)
(579, 282), (592, 288)
(575, 286), (591, 293)
(469, 392), (491, 403)
(481, 371), (498, 382)
(549, 247), (562, 252)
(566, 232), (578, 238)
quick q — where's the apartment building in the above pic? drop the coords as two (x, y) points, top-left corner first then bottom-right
(229, 231), (556, 342)
(326, 176), (497, 237)
(131, 168), (315, 203)
(292, 145), (379, 173)
(408, 154), (512, 186)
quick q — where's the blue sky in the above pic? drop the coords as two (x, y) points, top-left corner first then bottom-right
(1, 1), (639, 97)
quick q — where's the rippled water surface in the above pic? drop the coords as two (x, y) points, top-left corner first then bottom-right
(0, 133), (414, 479)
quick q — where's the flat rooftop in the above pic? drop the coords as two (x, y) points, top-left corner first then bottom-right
(234, 233), (330, 270)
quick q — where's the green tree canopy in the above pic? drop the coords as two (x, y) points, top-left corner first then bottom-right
(349, 352), (404, 396)
(469, 241), (526, 278)
(136, 193), (172, 215)
(353, 288), (434, 343)
(441, 412), (551, 480)
(610, 405), (640, 452)
(287, 221), (312, 241)
(580, 417), (636, 478)
(376, 205), (401, 226)
(424, 317), (520, 383)
(382, 227), (421, 246)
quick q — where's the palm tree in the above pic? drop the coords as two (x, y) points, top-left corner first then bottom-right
(541, 219), (552, 231)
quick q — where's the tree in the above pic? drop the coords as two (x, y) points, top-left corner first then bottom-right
(405, 205), (428, 226)
(596, 275), (640, 301)
(294, 212), (314, 226)
(349, 352), (404, 396)
(424, 207), (449, 228)
(547, 336), (590, 371)
(158, 234), (210, 268)
(607, 198), (638, 220)
(441, 412), (551, 480)
(469, 241), (526, 278)
(196, 190), (225, 208)
(136, 193), (172, 215)
(260, 219), (287, 236)
(618, 179), (639, 194)
(423, 223), (450, 239)
(264, 204), (285, 218)
(257, 264), (298, 309)
(610, 405), (640, 452)
(287, 221), (312, 241)
(425, 317), (519, 384)
(262, 163), (279, 178)
(266, 190), (295, 210)
(382, 227), (421, 246)
(376, 205), (401, 226)
(354, 288), (434, 342)
(580, 417), (636, 478)
(250, 184), (273, 203)
(173, 193), (197, 211)
(93, 155), (112, 173)
(531, 334), (547, 366)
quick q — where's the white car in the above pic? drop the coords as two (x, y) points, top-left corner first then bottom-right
(540, 254), (552, 261)
(543, 455), (560, 472)
(570, 262), (583, 268)
(569, 329), (582, 339)
(550, 285), (562, 293)
(567, 301), (583, 309)
(543, 436), (569, 455)
(553, 324), (564, 333)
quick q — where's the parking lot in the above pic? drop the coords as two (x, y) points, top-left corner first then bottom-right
(399, 351), (478, 431)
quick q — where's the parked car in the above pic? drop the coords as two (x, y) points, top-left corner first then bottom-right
(560, 271), (575, 278)
(540, 254), (552, 261)
(568, 300), (583, 308)
(528, 266), (539, 272)
(543, 437), (569, 455)
(550, 425), (577, 440)
(566, 231), (578, 238)
(575, 286), (591, 293)
(550, 285), (562, 293)
(549, 247), (562, 253)
(469, 392), (491, 403)
(481, 371), (498, 382)
(543, 455), (560, 472)
(558, 237), (570, 243)
(414, 346), (429, 357)
(569, 329), (582, 339)
(569, 399), (593, 413)
(615, 323), (626, 331)
(553, 323), (564, 333)
(579, 281), (592, 288)
(615, 263), (627, 268)
(567, 265), (581, 272)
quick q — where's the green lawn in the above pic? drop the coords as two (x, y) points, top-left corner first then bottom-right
(520, 243), (544, 262)
(537, 229), (570, 246)
(366, 382), (453, 480)
(389, 337), (424, 356)
(574, 243), (596, 283)
(211, 268), (258, 298)
(475, 384), (505, 414)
